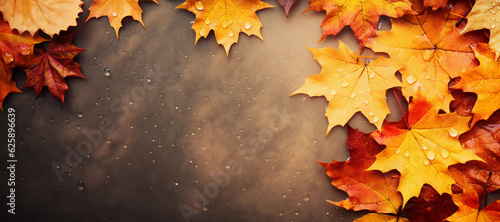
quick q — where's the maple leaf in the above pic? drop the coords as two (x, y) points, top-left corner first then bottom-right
(367, 0), (488, 112)
(86, 0), (158, 38)
(303, 0), (415, 48)
(353, 213), (410, 222)
(291, 42), (401, 133)
(176, 0), (273, 56)
(0, 62), (21, 110)
(449, 110), (500, 197)
(446, 184), (500, 222)
(423, 0), (449, 10)
(0, 0), (83, 37)
(460, 0), (500, 57)
(406, 184), (458, 222)
(22, 32), (85, 103)
(368, 91), (482, 206)
(319, 126), (402, 214)
(451, 44), (500, 126)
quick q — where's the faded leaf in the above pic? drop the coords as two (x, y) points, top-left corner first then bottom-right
(278, 0), (296, 16)
(367, 0), (488, 112)
(22, 32), (84, 102)
(0, 0), (83, 37)
(368, 91), (482, 206)
(292, 41), (401, 133)
(319, 126), (402, 214)
(176, 0), (273, 56)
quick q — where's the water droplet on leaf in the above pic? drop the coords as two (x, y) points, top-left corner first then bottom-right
(195, 1), (204, 10)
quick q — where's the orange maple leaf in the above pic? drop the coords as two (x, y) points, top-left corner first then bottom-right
(319, 126), (402, 214)
(423, 0), (450, 10)
(0, 17), (46, 109)
(22, 33), (84, 103)
(292, 41), (401, 133)
(451, 44), (500, 126)
(176, 0), (273, 56)
(368, 91), (482, 206)
(367, 0), (488, 112)
(446, 184), (500, 222)
(460, 0), (500, 57)
(353, 213), (410, 222)
(0, 0), (83, 37)
(303, 0), (415, 48)
(86, 0), (158, 38)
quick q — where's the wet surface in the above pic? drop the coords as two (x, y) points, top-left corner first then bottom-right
(1, 0), (403, 221)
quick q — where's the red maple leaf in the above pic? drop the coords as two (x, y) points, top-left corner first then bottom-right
(22, 32), (85, 102)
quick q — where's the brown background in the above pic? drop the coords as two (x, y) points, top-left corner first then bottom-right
(0, 0), (404, 221)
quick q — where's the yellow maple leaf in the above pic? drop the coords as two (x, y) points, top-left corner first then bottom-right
(367, 1), (488, 112)
(86, 0), (158, 38)
(461, 0), (500, 58)
(0, 0), (83, 37)
(368, 91), (482, 207)
(291, 41), (401, 134)
(176, 0), (273, 56)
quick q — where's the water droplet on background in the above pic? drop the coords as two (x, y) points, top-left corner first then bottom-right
(104, 68), (111, 76)
(77, 110), (83, 118)
(77, 181), (85, 190)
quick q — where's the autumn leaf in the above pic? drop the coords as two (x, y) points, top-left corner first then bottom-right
(367, 0), (488, 112)
(451, 44), (500, 126)
(446, 184), (500, 222)
(292, 42), (401, 133)
(449, 110), (500, 196)
(406, 184), (458, 222)
(304, 0), (415, 48)
(368, 91), (482, 206)
(319, 126), (402, 214)
(86, 0), (158, 38)
(22, 32), (84, 103)
(423, 0), (449, 10)
(0, 62), (21, 110)
(460, 0), (500, 57)
(449, 88), (477, 117)
(0, 0), (83, 37)
(278, 0), (296, 16)
(176, 0), (273, 56)
(353, 213), (410, 222)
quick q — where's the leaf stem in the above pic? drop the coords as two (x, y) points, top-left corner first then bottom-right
(455, 7), (472, 27)
(392, 89), (409, 129)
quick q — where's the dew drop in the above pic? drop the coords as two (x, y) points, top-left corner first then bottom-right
(221, 18), (233, 28)
(363, 100), (369, 104)
(404, 150), (410, 157)
(492, 24), (496, 29)
(350, 93), (356, 99)
(104, 67), (111, 76)
(424, 75), (431, 80)
(427, 151), (436, 160)
(244, 21), (252, 30)
(195, 1), (204, 10)
(338, 68), (343, 72)
(77, 110), (83, 118)
(330, 88), (337, 95)
(205, 19), (211, 25)
(369, 111), (374, 116)
(341, 81), (349, 87)
(424, 159), (430, 166)
(77, 181), (85, 190)
(369, 72), (375, 79)
(441, 149), (450, 159)
(373, 116), (379, 123)
(422, 144), (428, 150)
(112, 12), (117, 17)
(20, 44), (31, 55)
(449, 128), (458, 137)
(229, 31), (234, 37)
(4, 52), (13, 64)
(406, 75), (417, 84)
(174, 180), (179, 186)
(396, 148), (401, 154)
